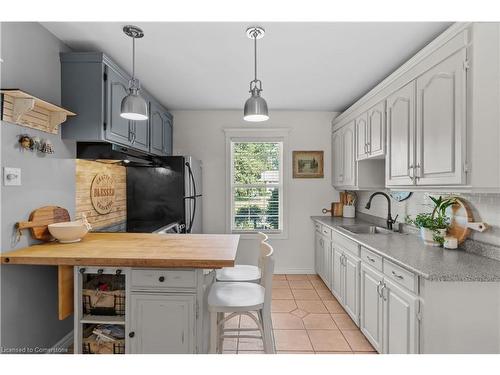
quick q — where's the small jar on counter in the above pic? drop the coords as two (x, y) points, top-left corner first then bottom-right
(444, 236), (458, 250)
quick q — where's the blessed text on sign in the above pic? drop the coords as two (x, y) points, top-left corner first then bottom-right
(90, 173), (116, 215)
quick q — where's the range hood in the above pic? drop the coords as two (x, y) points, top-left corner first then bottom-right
(76, 142), (153, 165)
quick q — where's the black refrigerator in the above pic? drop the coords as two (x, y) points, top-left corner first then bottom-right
(126, 156), (203, 234)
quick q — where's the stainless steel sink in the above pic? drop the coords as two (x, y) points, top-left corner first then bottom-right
(339, 224), (394, 235)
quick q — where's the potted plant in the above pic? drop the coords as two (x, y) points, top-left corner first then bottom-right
(406, 196), (457, 247)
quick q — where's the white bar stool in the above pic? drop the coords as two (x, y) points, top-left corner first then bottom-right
(215, 232), (268, 283)
(208, 241), (275, 354)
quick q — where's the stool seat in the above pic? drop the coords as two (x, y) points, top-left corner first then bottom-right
(215, 265), (261, 283)
(208, 282), (265, 312)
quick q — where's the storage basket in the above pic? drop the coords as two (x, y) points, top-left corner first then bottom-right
(82, 336), (125, 354)
(82, 290), (125, 316)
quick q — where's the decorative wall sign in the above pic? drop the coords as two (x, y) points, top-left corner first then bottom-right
(90, 173), (116, 214)
(293, 151), (324, 178)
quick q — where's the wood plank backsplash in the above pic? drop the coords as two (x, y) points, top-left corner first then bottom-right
(75, 159), (126, 230)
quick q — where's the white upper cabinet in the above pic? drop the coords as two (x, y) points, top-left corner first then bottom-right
(367, 101), (386, 158)
(331, 120), (357, 188)
(331, 130), (343, 186)
(415, 49), (467, 185)
(342, 122), (356, 187)
(355, 113), (368, 160)
(386, 81), (416, 186)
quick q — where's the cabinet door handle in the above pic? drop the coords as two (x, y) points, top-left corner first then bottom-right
(376, 281), (383, 297)
(408, 164), (415, 182)
(380, 283), (387, 301)
(415, 164), (422, 179)
(366, 255), (376, 263)
(159, 276), (165, 282)
(391, 270), (404, 280)
(129, 331), (135, 338)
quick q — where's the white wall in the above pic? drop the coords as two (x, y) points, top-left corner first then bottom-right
(173, 110), (339, 273)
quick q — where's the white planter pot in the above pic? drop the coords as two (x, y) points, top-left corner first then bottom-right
(420, 228), (447, 247)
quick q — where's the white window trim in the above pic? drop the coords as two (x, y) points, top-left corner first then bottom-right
(224, 128), (290, 240)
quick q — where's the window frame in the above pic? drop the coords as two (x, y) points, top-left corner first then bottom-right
(224, 128), (290, 240)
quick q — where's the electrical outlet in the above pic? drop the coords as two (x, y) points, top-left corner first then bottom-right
(3, 167), (21, 186)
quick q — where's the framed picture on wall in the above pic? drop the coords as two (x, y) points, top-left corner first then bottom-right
(292, 151), (324, 178)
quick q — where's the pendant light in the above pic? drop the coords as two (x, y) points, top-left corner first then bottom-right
(244, 27), (269, 122)
(120, 25), (148, 121)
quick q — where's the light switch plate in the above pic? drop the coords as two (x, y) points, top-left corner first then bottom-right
(3, 167), (21, 186)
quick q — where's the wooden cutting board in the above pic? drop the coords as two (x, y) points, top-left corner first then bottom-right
(446, 198), (487, 244)
(17, 206), (71, 241)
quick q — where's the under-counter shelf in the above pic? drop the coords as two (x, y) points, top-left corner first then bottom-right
(80, 314), (125, 325)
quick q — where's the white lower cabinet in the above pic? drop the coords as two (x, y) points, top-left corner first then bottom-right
(314, 228), (332, 289)
(382, 278), (419, 354)
(130, 293), (196, 354)
(331, 247), (343, 302)
(360, 262), (419, 354)
(343, 251), (360, 323)
(314, 230), (324, 280)
(360, 263), (384, 352)
(330, 243), (360, 325)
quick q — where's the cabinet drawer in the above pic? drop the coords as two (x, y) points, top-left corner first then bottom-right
(383, 260), (417, 293)
(332, 231), (359, 256)
(131, 269), (197, 290)
(321, 225), (332, 239)
(315, 222), (322, 233)
(360, 247), (382, 272)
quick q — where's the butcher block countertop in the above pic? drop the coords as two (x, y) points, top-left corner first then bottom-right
(1, 233), (240, 268)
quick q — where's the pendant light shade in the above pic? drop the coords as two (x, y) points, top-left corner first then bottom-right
(244, 87), (269, 122)
(120, 25), (148, 121)
(244, 27), (269, 122)
(121, 80), (148, 121)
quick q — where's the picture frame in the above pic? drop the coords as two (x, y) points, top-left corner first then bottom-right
(292, 151), (324, 178)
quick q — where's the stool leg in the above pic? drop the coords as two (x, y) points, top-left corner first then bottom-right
(217, 312), (224, 354)
(260, 309), (276, 354)
(209, 311), (218, 354)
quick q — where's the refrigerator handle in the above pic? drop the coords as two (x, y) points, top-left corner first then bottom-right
(185, 162), (197, 233)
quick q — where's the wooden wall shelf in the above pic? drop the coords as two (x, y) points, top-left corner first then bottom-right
(1, 89), (76, 134)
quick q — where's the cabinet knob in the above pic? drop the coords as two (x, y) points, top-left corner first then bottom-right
(129, 331), (135, 338)
(159, 276), (165, 282)
(79, 268), (86, 274)
(116, 269), (122, 276)
(97, 269), (104, 275)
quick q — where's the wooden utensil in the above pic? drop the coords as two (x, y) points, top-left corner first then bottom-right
(446, 198), (488, 244)
(17, 206), (71, 241)
(322, 203), (335, 216)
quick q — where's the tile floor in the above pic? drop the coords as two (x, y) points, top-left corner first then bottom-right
(222, 274), (377, 354)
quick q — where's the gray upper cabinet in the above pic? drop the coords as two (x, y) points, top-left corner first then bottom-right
(149, 101), (173, 156)
(105, 67), (134, 146)
(60, 52), (171, 155)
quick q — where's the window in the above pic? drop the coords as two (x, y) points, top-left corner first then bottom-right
(229, 140), (283, 234)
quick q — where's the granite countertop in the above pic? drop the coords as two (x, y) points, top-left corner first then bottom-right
(311, 215), (500, 282)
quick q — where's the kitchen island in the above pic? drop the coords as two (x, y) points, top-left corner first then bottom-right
(1, 233), (239, 354)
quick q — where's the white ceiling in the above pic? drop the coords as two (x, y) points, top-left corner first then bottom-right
(42, 22), (451, 111)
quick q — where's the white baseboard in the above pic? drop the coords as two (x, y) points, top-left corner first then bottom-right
(47, 330), (73, 354)
(274, 268), (315, 275)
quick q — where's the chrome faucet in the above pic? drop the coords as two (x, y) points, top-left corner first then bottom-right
(365, 192), (398, 230)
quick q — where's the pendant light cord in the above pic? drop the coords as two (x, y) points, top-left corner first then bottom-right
(132, 36), (136, 79)
(254, 32), (257, 82)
